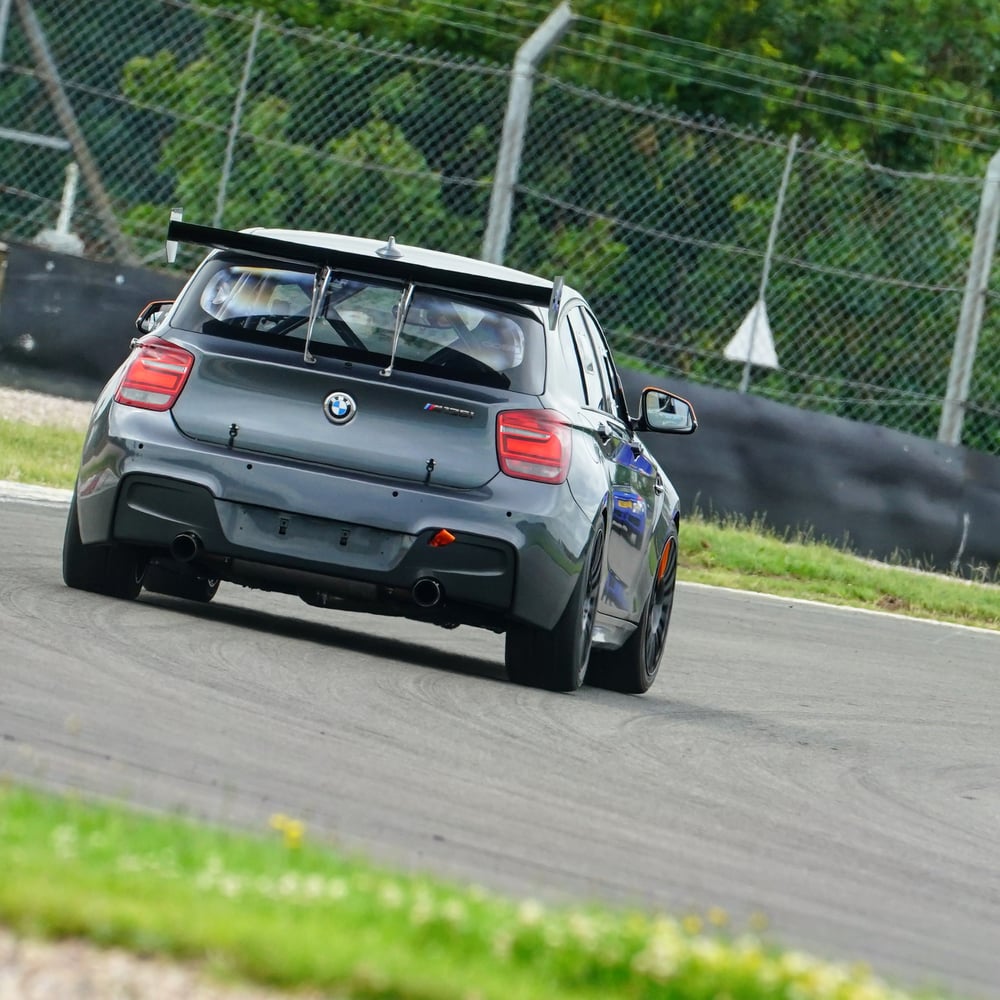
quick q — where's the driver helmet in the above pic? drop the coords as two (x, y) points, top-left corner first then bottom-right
(200, 267), (237, 319)
(468, 312), (525, 371)
(417, 297), (462, 329)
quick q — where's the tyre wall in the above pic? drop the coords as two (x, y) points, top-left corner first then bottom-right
(1, 241), (997, 576)
(0, 241), (184, 385)
(619, 370), (1000, 578)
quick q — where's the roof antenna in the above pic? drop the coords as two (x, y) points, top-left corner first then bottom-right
(380, 282), (414, 378)
(376, 236), (403, 259)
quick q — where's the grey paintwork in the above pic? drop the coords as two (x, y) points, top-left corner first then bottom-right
(72, 225), (691, 650)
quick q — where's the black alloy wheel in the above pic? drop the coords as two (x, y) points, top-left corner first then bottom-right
(590, 525), (678, 694)
(62, 492), (145, 600)
(505, 521), (606, 692)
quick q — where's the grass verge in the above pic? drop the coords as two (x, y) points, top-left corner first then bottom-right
(679, 512), (999, 631)
(0, 418), (85, 488)
(0, 784), (947, 999)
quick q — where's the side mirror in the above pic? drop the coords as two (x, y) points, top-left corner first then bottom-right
(135, 299), (174, 333)
(637, 387), (697, 434)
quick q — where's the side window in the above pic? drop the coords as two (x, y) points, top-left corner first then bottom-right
(557, 310), (588, 404)
(580, 308), (630, 423)
(567, 307), (608, 410)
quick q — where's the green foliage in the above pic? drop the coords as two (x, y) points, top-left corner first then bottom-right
(29, 0), (996, 452)
(572, 0), (1000, 171)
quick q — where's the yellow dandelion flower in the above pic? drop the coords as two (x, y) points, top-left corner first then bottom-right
(269, 814), (304, 849)
(681, 913), (703, 935)
(707, 905), (729, 927)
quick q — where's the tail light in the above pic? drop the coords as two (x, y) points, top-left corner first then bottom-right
(115, 337), (194, 411)
(497, 409), (572, 484)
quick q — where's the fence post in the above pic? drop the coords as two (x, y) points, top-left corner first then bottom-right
(938, 147), (1000, 446)
(0, 0), (12, 66)
(481, 2), (574, 265)
(214, 10), (263, 230)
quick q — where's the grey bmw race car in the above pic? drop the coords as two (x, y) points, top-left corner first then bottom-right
(63, 221), (696, 693)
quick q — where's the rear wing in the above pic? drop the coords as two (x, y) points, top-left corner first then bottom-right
(166, 221), (554, 310)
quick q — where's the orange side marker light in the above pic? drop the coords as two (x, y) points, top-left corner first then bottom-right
(656, 535), (675, 581)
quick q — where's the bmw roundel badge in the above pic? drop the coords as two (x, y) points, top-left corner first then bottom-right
(323, 391), (357, 425)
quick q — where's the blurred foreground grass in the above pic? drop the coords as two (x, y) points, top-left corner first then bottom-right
(0, 784), (953, 1000)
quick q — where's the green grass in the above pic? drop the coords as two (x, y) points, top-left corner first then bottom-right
(678, 511), (999, 630)
(0, 784), (951, 1000)
(0, 418), (84, 488)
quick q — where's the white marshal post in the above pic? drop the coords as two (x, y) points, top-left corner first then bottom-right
(726, 133), (799, 391)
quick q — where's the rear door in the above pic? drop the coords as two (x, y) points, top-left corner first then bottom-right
(565, 306), (660, 618)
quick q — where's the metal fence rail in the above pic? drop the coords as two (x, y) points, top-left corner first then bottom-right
(0, 0), (997, 454)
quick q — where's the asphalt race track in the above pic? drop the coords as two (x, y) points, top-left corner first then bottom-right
(2, 492), (999, 999)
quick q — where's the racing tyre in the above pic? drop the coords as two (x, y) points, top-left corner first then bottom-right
(589, 525), (678, 694)
(144, 562), (220, 603)
(62, 492), (145, 600)
(505, 522), (605, 692)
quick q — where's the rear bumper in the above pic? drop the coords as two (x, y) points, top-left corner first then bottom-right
(112, 473), (516, 616)
(76, 405), (595, 630)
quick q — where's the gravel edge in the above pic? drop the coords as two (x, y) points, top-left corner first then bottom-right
(0, 387), (94, 430)
(0, 927), (335, 1000)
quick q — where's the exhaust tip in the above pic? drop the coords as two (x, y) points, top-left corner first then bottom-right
(170, 531), (202, 563)
(412, 577), (444, 608)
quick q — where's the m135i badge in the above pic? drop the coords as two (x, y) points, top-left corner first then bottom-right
(423, 403), (475, 419)
(323, 391), (357, 424)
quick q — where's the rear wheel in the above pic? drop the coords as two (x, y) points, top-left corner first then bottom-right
(143, 562), (220, 603)
(505, 522), (605, 692)
(589, 525), (678, 694)
(62, 492), (145, 600)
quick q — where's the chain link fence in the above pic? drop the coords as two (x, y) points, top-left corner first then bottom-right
(1, 0), (998, 454)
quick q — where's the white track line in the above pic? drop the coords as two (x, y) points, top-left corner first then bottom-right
(0, 480), (71, 505)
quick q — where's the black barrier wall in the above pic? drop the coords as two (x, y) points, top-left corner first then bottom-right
(1, 241), (997, 576)
(0, 242), (184, 384)
(620, 370), (1000, 577)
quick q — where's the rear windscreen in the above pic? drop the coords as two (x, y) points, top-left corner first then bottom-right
(170, 255), (544, 393)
